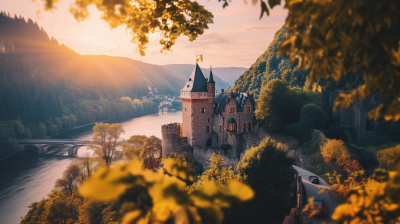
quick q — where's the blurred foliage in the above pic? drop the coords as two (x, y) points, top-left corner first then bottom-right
(327, 169), (400, 224)
(163, 152), (203, 176)
(90, 123), (125, 167)
(377, 144), (400, 169)
(79, 159), (254, 224)
(189, 153), (236, 192)
(39, 0), (213, 56)
(255, 79), (325, 131)
(224, 137), (295, 224)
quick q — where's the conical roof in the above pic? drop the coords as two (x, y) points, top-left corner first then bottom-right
(208, 69), (215, 83)
(181, 63), (208, 92)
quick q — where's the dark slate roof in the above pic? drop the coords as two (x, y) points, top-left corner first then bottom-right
(181, 63), (208, 92)
(214, 92), (256, 114)
(208, 69), (215, 83)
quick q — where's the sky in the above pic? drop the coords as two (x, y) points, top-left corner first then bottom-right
(1, 0), (287, 67)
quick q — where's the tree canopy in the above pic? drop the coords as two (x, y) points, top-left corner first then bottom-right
(40, 0), (213, 56)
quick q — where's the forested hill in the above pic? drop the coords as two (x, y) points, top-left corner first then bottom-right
(86, 55), (183, 99)
(231, 25), (364, 98)
(0, 13), (163, 158)
(231, 25), (310, 97)
(163, 64), (232, 92)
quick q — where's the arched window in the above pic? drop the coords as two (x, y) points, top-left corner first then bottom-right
(227, 118), (237, 132)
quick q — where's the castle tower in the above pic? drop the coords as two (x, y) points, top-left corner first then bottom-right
(180, 63), (214, 147)
(161, 123), (181, 157)
(207, 67), (215, 104)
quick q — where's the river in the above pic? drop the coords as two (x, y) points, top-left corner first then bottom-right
(0, 111), (182, 224)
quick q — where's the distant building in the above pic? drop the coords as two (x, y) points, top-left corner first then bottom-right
(161, 64), (260, 168)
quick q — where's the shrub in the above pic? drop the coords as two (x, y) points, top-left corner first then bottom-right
(285, 104), (328, 143)
(323, 125), (352, 144)
(347, 143), (379, 172)
(301, 130), (327, 155)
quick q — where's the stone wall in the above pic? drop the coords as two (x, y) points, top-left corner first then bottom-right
(182, 98), (192, 143)
(161, 123), (184, 156)
(190, 98), (214, 147)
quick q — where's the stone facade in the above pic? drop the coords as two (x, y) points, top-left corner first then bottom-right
(161, 64), (260, 168)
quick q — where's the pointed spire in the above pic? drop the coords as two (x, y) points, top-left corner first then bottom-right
(208, 65), (215, 83)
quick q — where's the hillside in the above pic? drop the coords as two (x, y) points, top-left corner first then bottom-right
(231, 25), (364, 98)
(86, 55), (183, 99)
(163, 64), (231, 92)
(207, 67), (248, 85)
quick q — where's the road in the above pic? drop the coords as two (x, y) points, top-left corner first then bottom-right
(293, 165), (338, 224)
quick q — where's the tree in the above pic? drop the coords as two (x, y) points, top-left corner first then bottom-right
(122, 135), (162, 169)
(45, 195), (79, 224)
(189, 153), (235, 192)
(224, 137), (296, 224)
(255, 79), (293, 129)
(321, 139), (352, 167)
(122, 135), (147, 161)
(55, 163), (80, 196)
(40, 0), (213, 56)
(141, 135), (162, 169)
(89, 123), (125, 167)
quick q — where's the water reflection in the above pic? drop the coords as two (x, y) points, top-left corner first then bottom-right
(0, 111), (181, 224)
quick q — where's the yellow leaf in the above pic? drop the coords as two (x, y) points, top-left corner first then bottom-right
(227, 180), (254, 201)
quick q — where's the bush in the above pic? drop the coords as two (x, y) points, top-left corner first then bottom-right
(323, 125), (352, 144)
(377, 144), (400, 169)
(285, 104), (328, 143)
(321, 139), (352, 166)
(224, 137), (295, 224)
(301, 130), (327, 155)
(347, 143), (379, 172)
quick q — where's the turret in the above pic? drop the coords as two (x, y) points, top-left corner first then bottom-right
(207, 66), (215, 103)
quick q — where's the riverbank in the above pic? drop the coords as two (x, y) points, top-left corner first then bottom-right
(49, 109), (159, 138)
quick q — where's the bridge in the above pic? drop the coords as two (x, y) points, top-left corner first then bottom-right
(18, 139), (91, 156)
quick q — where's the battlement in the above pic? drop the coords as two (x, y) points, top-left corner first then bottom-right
(162, 123), (180, 134)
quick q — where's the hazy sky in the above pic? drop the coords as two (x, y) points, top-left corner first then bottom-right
(1, 0), (287, 67)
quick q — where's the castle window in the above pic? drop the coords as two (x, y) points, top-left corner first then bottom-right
(227, 118), (237, 132)
(201, 108), (205, 114)
(219, 124), (222, 133)
(206, 126), (210, 132)
(243, 122), (252, 131)
(187, 85), (190, 88)
(185, 108), (186, 111)
(208, 118), (211, 122)
(245, 105), (251, 113)
(228, 107), (236, 114)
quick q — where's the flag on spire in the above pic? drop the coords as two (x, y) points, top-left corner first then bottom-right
(196, 55), (203, 62)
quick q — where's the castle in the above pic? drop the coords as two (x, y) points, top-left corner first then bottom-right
(162, 64), (261, 168)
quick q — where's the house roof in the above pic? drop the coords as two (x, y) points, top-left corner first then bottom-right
(181, 63), (208, 92)
(214, 92), (255, 114)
